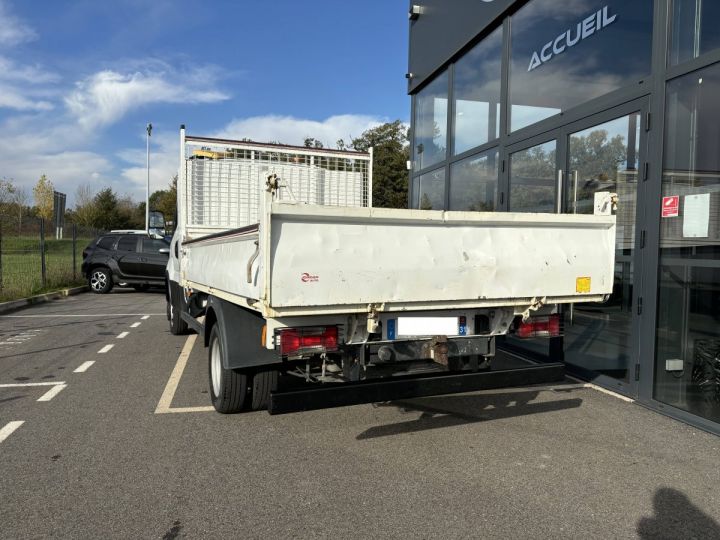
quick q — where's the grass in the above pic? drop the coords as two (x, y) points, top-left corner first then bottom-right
(0, 236), (95, 302)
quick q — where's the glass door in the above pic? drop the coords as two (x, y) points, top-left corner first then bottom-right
(560, 100), (649, 396)
(499, 99), (649, 396)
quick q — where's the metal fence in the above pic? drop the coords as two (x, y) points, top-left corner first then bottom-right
(0, 217), (100, 302)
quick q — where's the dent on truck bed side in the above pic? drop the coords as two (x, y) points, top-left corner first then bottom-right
(205, 295), (280, 370)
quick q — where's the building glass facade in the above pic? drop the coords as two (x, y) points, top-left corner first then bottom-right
(408, 0), (720, 434)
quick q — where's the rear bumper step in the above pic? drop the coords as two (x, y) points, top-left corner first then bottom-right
(268, 362), (565, 414)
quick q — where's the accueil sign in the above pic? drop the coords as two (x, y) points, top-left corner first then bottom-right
(528, 6), (617, 72)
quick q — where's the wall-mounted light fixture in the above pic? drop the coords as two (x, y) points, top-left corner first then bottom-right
(408, 5), (423, 20)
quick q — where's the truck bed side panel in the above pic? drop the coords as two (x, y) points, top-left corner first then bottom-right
(269, 206), (616, 309)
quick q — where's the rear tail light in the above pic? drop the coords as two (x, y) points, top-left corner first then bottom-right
(278, 326), (338, 356)
(515, 315), (561, 339)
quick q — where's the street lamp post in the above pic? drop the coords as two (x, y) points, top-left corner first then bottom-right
(146, 122), (152, 233)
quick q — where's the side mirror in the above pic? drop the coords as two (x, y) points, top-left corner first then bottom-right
(159, 248), (170, 254)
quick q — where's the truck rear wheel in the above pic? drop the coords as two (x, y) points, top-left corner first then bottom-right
(208, 325), (249, 413)
(251, 369), (278, 411)
(168, 282), (189, 335)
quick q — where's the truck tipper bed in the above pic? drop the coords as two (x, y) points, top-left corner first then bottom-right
(167, 126), (617, 414)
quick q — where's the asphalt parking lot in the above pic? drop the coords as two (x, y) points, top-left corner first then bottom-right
(1, 291), (719, 539)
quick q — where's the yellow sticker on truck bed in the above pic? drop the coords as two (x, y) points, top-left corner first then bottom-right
(576, 277), (591, 293)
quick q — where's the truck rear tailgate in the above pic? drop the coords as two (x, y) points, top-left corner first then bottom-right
(267, 204), (615, 314)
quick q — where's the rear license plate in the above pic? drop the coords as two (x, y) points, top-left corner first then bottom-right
(396, 317), (460, 337)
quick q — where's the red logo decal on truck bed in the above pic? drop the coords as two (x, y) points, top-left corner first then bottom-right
(301, 273), (319, 283)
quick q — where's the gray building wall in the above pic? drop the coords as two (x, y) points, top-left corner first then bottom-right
(408, 0), (518, 93)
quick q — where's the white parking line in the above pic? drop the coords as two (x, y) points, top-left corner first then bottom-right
(130, 322), (141, 328)
(117, 332), (129, 339)
(0, 314), (162, 318)
(74, 361), (95, 373)
(0, 421), (24, 444)
(155, 334), (213, 414)
(98, 344), (114, 354)
(141, 315), (150, 320)
(0, 382), (64, 388)
(37, 384), (67, 401)
(0, 420), (25, 442)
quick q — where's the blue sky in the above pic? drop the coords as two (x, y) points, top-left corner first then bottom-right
(0, 0), (410, 205)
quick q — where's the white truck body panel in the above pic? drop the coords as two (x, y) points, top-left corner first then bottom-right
(182, 203), (616, 317)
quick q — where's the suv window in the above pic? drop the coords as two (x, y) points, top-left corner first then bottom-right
(117, 236), (138, 252)
(141, 238), (169, 253)
(96, 236), (116, 250)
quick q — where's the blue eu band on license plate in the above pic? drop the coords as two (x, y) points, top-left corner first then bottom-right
(387, 319), (396, 340)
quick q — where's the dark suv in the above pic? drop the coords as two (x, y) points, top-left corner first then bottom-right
(82, 233), (170, 294)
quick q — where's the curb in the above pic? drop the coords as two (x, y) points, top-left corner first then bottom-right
(0, 286), (89, 314)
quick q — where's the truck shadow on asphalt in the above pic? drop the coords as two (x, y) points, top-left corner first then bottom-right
(637, 487), (720, 539)
(356, 390), (583, 440)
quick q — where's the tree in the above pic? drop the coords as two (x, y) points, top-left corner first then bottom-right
(0, 178), (16, 229)
(0, 178), (15, 206)
(12, 186), (29, 233)
(303, 137), (324, 149)
(148, 175), (177, 223)
(350, 120), (409, 209)
(33, 174), (54, 222)
(74, 184), (99, 228)
(117, 195), (143, 229)
(93, 188), (121, 230)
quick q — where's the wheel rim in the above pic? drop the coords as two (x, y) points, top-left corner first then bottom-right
(210, 335), (222, 397)
(90, 271), (107, 291)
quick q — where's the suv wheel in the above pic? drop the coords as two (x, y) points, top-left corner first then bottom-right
(89, 267), (113, 294)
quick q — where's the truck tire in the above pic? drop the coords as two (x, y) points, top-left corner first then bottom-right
(89, 267), (113, 294)
(251, 368), (278, 411)
(208, 325), (249, 413)
(168, 282), (189, 335)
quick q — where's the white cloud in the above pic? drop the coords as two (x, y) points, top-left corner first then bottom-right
(117, 130), (179, 201)
(66, 66), (230, 129)
(0, 53), (59, 112)
(0, 83), (53, 111)
(0, 1), (37, 46)
(3, 150), (114, 205)
(0, 55), (60, 84)
(213, 114), (387, 148)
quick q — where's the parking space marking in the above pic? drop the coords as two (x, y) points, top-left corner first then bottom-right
(117, 332), (129, 339)
(155, 334), (213, 414)
(37, 384), (67, 402)
(0, 382), (65, 388)
(0, 314), (162, 318)
(130, 322), (141, 328)
(74, 361), (95, 373)
(141, 315), (150, 320)
(0, 421), (24, 444)
(98, 344), (114, 354)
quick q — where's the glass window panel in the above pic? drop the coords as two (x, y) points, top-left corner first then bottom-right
(453, 27), (502, 155)
(413, 71), (448, 171)
(142, 238), (169, 253)
(509, 140), (557, 212)
(669, 0), (720, 66)
(449, 149), (499, 211)
(417, 168), (446, 210)
(97, 237), (116, 250)
(117, 236), (137, 252)
(509, 0), (653, 132)
(655, 64), (720, 423)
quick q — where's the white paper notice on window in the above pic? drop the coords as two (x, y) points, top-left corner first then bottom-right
(683, 193), (711, 238)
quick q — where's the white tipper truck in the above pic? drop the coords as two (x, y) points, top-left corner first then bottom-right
(166, 126), (618, 414)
